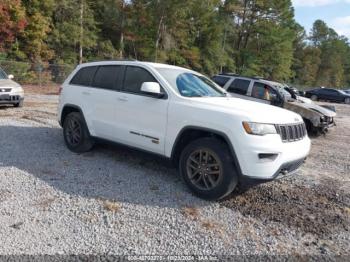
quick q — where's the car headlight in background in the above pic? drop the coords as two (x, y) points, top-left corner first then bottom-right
(243, 122), (277, 136)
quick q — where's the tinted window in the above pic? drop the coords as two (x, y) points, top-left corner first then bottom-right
(70, 66), (97, 86)
(92, 66), (121, 90)
(227, 79), (250, 95)
(212, 76), (230, 87)
(123, 66), (157, 94)
(252, 82), (277, 101)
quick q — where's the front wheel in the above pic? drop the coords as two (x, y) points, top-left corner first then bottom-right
(179, 137), (238, 200)
(311, 95), (318, 101)
(63, 112), (94, 153)
(345, 98), (350, 104)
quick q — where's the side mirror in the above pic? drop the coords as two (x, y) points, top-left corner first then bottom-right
(141, 82), (164, 98)
(8, 74), (14, 80)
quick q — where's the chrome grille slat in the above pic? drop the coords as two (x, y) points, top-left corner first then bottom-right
(275, 123), (306, 143)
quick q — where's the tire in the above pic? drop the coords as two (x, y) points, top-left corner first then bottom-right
(63, 112), (94, 153)
(345, 98), (350, 104)
(14, 100), (24, 108)
(179, 137), (238, 200)
(311, 95), (318, 101)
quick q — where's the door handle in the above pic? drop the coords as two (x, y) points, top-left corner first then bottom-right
(82, 91), (91, 96)
(117, 97), (128, 102)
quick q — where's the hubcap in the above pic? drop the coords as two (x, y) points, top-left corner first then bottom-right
(65, 118), (82, 146)
(186, 149), (222, 191)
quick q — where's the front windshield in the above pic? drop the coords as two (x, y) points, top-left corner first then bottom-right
(273, 84), (292, 100)
(157, 68), (226, 97)
(0, 68), (8, 80)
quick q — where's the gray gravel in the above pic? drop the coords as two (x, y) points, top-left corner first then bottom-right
(0, 94), (349, 256)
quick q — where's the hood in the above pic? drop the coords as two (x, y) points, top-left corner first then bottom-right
(285, 100), (336, 117)
(191, 97), (303, 125)
(0, 79), (21, 88)
(296, 96), (313, 104)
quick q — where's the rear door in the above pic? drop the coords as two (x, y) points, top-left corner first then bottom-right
(114, 66), (169, 154)
(225, 78), (251, 99)
(87, 65), (124, 140)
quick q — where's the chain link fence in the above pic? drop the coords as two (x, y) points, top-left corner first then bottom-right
(0, 60), (75, 86)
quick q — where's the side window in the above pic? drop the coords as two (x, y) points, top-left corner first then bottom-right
(70, 66), (97, 86)
(123, 66), (158, 94)
(212, 76), (230, 87)
(92, 66), (121, 90)
(251, 82), (277, 101)
(227, 79), (250, 95)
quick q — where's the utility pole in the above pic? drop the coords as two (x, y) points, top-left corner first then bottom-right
(79, 0), (84, 64)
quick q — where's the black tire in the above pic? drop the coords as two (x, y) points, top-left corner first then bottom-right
(63, 112), (94, 153)
(14, 100), (24, 108)
(310, 95), (318, 101)
(179, 137), (238, 200)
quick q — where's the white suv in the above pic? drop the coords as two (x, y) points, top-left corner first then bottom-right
(58, 61), (311, 200)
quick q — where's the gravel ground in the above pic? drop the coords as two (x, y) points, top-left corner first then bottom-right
(0, 90), (349, 257)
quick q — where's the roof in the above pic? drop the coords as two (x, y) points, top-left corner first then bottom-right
(77, 60), (190, 71)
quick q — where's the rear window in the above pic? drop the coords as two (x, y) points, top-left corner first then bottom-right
(70, 66), (98, 86)
(92, 66), (122, 90)
(212, 76), (230, 87)
(227, 79), (250, 95)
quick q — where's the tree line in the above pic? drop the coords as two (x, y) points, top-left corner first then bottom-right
(0, 0), (349, 88)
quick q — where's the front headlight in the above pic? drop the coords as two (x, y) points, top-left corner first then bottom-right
(242, 122), (277, 136)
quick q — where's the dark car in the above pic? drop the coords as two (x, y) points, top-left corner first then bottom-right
(305, 88), (350, 104)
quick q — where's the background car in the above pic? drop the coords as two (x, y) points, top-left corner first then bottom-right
(305, 88), (350, 104)
(0, 67), (24, 107)
(212, 74), (336, 134)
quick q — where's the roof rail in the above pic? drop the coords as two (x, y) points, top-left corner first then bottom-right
(218, 73), (240, 77)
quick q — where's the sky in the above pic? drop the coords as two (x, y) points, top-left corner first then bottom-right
(292, 0), (350, 38)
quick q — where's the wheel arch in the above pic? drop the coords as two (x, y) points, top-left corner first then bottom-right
(60, 104), (87, 128)
(171, 126), (242, 176)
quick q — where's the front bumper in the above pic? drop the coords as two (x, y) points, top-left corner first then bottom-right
(0, 93), (24, 105)
(239, 157), (306, 188)
(230, 130), (311, 181)
(319, 117), (336, 131)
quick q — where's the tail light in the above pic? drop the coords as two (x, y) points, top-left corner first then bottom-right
(58, 86), (63, 95)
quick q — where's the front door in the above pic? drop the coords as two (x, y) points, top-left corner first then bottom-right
(115, 66), (169, 154)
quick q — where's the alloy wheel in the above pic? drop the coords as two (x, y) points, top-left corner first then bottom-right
(186, 149), (222, 191)
(65, 117), (82, 146)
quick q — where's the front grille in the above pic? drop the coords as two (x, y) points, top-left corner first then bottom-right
(0, 88), (11, 92)
(275, 123), (306, 142)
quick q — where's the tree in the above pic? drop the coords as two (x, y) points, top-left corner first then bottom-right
(49, 0), (98, 64)
(0, 0), (26, 51)
(20, 0), (55, 62)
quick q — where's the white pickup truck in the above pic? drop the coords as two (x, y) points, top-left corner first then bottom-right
(58, 61), (311, 200)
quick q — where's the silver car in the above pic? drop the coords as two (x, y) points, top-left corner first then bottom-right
(0, 67), (24, 107)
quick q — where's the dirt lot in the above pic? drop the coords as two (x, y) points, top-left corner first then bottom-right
(0, 86), (349, 257)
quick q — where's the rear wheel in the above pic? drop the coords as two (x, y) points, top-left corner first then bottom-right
(345, 98), (350, 104)
(63, 112), (94, 153)
(311, 95), (318, 101)
(179, 137), (238, 200)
